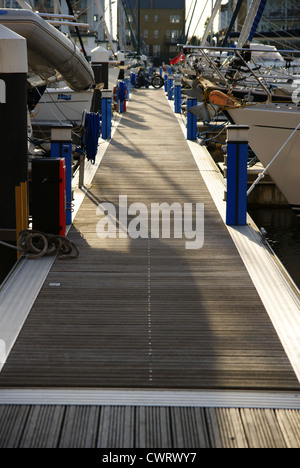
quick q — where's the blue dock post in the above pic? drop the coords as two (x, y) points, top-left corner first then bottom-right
(164, 74), (168, 92)
(51, 125), (73, 225)
(167, 75), (174, 100)
(226, 125), (249, 226)
(125, 76), (130, 101)
(118, 80), (126, 113)
(130, 72), (136, 88)
(187, 98), (197, 140)
(174, 77), (181, 114)
(101, 89), (112, 140)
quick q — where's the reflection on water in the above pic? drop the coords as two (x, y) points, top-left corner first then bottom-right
(249, 207), (300, 289)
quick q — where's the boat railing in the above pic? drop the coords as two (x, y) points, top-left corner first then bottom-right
(179, 45), (300, 103)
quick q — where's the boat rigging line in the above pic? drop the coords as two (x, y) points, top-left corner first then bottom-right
(185, 0), (198, 44)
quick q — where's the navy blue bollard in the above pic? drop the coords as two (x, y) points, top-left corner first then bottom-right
(174, 78), (181, 114)
(167, 75), (174, 100)
(164, 74), (168, 92)
(187, 98), (197, 140)
(226, 125), (249, 226)
(101, 89), (112, 140)
(130, 72), (136, 88)
(117, 81), (126, 113)
(125, 77), (130, 101)
(51, 125), (72, 225)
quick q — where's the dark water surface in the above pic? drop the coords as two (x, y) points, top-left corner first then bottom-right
(249, 207), (300, 290)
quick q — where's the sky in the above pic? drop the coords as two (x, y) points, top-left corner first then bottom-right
(185, 0), (226, 39)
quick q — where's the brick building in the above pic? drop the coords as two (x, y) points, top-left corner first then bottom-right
(124, 0), (185, 64)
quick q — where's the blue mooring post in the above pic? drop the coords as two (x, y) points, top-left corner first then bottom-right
(130, 72), (136, 88)
(164, 74), (168, 92)
(187, 98), (197, 140)
(118, 80), (126, 113)
(101, 89), (112, 140)
(174, 77), (181, 114)
(51, 125), (72, 225)
(167, 75), (174, 100)
(226, 125), (249, 226)
(125, 77), (130, 101)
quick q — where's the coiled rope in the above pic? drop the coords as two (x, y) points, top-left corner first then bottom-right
(0, 230), (79, 260)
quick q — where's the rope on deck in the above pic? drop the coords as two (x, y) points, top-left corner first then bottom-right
(0, 230), (79, 260)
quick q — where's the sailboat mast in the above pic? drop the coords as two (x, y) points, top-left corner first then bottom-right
(200, 0), (222, 46)
(117, 0), (126, 51)
(237, 0), (261, 47)
(94, 0), (117, 52)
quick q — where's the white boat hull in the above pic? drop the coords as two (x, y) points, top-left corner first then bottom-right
(31, 87), (93, 125)
(227, 104), (300, 217)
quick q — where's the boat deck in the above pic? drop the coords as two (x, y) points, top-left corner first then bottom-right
(0, 88), (300, 448)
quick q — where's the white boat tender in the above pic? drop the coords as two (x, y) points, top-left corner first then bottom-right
(226, 103), (300, 217)
(31, 86), (94, 126)
(0, 8), (94, 91)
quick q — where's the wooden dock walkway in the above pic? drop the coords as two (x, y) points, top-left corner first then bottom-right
(0, 88), (300, 448)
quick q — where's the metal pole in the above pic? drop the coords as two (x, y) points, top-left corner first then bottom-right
(138, 0), (141, 55)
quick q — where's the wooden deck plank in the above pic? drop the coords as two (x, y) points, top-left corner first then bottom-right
(97, 406), (134, 448)
(58, 406), (100, 448)
(0, 404), (300, 447)
(19, 405), (64, 448)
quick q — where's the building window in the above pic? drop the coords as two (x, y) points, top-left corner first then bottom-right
(170, 15), (181, 23)
(154, 15), (158, 22)
(153, 45), (160, 57)
(171, 30), (179, 43)
(154, 30), (159, 39)
(144, 30), (148, 39)
(145, 14), (148, 22)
